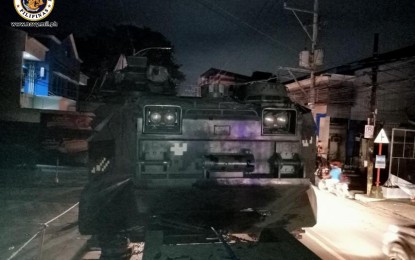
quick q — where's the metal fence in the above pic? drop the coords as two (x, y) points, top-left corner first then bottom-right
(389, 128), (415, 183)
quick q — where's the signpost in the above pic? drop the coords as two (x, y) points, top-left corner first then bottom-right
(375, 155), (386, 169)
(373, 129), (389, 198)
(364, 125), (374, 139)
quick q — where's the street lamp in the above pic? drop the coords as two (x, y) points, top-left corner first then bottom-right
(133, 47), (172, 56)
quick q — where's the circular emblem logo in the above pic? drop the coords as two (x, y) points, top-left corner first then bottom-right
(14, 0), (54, 21)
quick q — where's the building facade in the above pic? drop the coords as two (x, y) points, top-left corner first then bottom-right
(285, 44), (415, 190)
(197, 68), (252, 97)
(0, 27), (87, 114)
(0, 27), (90, 167)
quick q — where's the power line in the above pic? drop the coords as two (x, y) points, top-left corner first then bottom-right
(287, 57), (415, 97)
(185, 0), (284, 84)
(192, 0), (298, 53)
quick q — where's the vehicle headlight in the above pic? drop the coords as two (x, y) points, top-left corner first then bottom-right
(143, 105), (182, 134)
(164, 111), (176, 125)
(262, 108), (296, 135)
(382, 225), (401, 245)
(149, 112), (162, 124)
(263, 112), (288, 128)
(388, 225), (400, 233)
(263, 113), (275, 127)
(275, 113), (288, 127)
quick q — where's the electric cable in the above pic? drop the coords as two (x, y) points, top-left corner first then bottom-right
(286, 57), (415, 106)
(6, 202), (80, 260)
(189, 0), (285, 85)
(192, 0), (297, 53)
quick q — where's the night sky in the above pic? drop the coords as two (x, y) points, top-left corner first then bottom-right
(3, 0), (415, 87)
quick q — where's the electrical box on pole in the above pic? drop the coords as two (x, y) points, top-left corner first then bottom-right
(284, 0), (319, 109)
(299, 49), (324, 69)
(314, 49), (324, 66)
(299, 50), (310, 69)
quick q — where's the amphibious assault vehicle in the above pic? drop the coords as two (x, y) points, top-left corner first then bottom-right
(79, 55), (318, 259)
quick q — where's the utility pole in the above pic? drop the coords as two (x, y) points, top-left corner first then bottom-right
(309, 0), (319, 110)
(366, 33), (379, 196)
(284, 0), (319, 109)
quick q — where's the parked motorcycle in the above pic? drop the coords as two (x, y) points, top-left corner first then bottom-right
(314, 159), (351, 198)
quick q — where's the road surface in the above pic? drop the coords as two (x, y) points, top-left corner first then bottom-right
(300, 187), (413, 260)
(0, 183), (88, 260)
(2, 175), (413, 260)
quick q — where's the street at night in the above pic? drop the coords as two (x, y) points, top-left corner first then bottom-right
(2, 176), (415, 260)
(1, 1), (415, 259)
(0, 172), (87, 260)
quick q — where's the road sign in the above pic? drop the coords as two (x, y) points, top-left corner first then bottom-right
(364, 125), (374, 139)
(374, 129), (389, 144)
(375, 155), (386, 169)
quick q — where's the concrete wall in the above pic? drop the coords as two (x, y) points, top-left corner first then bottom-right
(319, 116), (330, 159)
(328, 124), (347, 162)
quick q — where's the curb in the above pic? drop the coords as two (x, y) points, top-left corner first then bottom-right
(355, 194), (415, 222)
